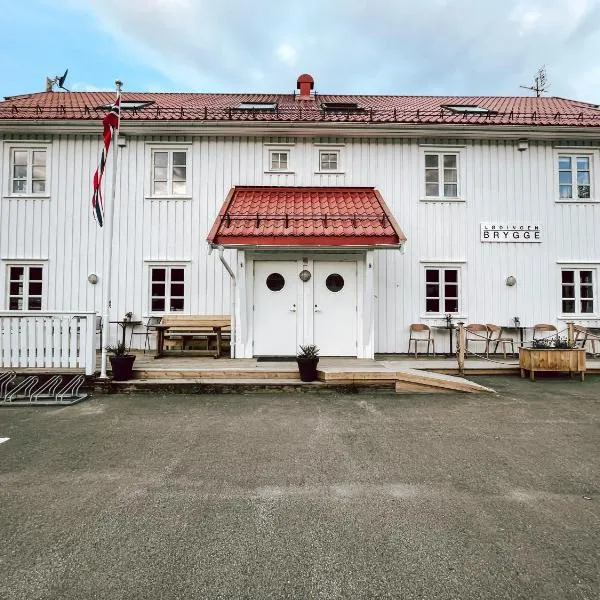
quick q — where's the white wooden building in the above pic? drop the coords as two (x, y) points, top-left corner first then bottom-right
(1, 74), (599, 370)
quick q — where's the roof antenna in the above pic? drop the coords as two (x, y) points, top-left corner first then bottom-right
(520, 66), (549, 97)
(45, 69), (69, 92)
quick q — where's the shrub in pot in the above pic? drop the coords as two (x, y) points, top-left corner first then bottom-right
(107, 342), (136, 381)
(297, 344), (320, 382)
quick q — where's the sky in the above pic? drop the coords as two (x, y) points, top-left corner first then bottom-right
(1, 0), (599, 101)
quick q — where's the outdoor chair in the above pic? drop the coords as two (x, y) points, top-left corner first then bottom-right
(533, 323), (557, 343)
(573, 324), (600, 356)
(486, 324), (515, 358)
(143, 316), (163, 353)
(407, 324), (435, 358)
(465, 324), (490, 358)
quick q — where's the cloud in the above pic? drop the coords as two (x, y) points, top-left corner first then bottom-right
(52, 0), (600, 100)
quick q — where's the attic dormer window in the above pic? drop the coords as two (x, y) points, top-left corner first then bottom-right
(443, 105), (492, 114)
(235, 102), (277, 111)
(321, 102), (365, 113)
(98, 100), (154, 110)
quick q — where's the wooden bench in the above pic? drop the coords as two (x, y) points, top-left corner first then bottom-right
(154, 315), (231, 359)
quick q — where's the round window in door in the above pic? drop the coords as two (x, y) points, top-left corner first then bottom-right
(266, 273), (285, 291)
(325, 273), (344, 292)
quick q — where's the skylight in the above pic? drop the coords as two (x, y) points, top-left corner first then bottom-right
(235, 102), (277, 111)
(99, 100), (154, 110)
(443, 105), (492, 114)
(321, 102), (364, 112)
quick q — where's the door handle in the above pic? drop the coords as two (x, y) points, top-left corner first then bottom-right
(289, 304), (296, 312)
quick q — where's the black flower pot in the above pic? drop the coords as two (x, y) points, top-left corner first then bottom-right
(297, 357), (319, 382)
(109, 355), (136, 381)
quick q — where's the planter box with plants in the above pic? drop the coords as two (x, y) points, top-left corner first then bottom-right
(296, 344), (320, 382)
(107, 342), (136, 381)
(519, 336), (586, 381)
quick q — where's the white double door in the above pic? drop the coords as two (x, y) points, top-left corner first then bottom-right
(253, 259), (358, 356)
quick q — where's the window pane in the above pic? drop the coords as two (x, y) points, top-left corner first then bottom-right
(172, 181), (187, 195)
(153, 152), (168, 167)
(32, 166), (46, 179)
(425, 183), (439, 196)
(444, 270), (458, 283)
(154, 167), (168, 181)
(425, 270), (439, 283)
(562, 270), (574, 283)
(172, 152), (186, 166)
(444, 184), (458, 197)
(425, 169), (438, 183)
(151, 298), (165, 312)
(578, 185), (591, 198)
(170, 298), (184, 311)
(9, 298), (22, 310)
(558, 156), (571, 169)
(13, 165), (27, 179)
(12, 180), (26, 193)
(170, 283), (184, 297)
(562, 300), (575, 313)
(33, 150), (46, 165)
(29, 267), (42, 280)
(32, 181), (46, 193)
(426, 284), (439, 297)
(29, 282), (42, 295)
(426, 298), (439, 312)
(577, 171), (590, 186)
(13, 150), (27, 165)
(562, 285), (575, 298)
(559, 185), (572, 199)
(576, 157), (589, 170)
(10, 267), (24, 280)
(151, 268), (166, 282)
(580, 271), (593, 284)
(152, 283), (165, 296)
(443, 169), (457, 183)
(9, 282), (23, 295)
(445, 299), (458, 312)
(153, 181), (168, 195)
(28, 297), (42, 310)
(580, 286), (593, 299)
(171, 268), (185, 282)
(581, 300), (593, 313)
(424, 154), (438, 168)
(559, 170), (572, 184)
(445, 284), (458, 297)
(172, 166), (186, 181)
(443, 154), (457, 168)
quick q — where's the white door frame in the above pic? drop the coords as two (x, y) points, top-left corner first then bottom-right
(234, 250), (374, 359)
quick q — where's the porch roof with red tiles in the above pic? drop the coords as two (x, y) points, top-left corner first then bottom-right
(1, 90), (599, 127)
(207, 186), (406, 248)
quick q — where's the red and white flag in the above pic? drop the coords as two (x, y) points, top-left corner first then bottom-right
(91, 96), (121, 226)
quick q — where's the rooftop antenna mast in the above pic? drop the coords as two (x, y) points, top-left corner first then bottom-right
(45, 69), (69, 92)
(520, 66), (549, 97)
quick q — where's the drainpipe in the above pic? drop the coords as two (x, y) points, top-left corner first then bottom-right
(209, 244), (236, 357)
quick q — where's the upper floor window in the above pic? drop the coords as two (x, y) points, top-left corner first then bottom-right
(270, 150), (289, 171)
(561, 269), (594, 314)
(424, 152), (458, 198)
(558, 155), (591, 199)
(150, 266), (185, 312)
(425, 267), (460, 314)
(7, 265), (43, 310)
(151, 149), (188, 196)
(320, 150), (339, 171)
(10, 148), (47, 195)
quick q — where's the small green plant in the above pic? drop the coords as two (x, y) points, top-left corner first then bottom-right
(106, 341), (128, 356)
(297, 344), (320, 359)
(532, 336), (575, 349)
(554, 335), (574, 349)
(532, 337), (552, 349)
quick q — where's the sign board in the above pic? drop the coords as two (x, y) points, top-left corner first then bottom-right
(480, 223), (541, 242)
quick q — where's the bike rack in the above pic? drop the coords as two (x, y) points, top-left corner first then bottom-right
(0, 372), (89, 406)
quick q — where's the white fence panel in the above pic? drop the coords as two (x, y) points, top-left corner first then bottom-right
(0, 312), (97, 375)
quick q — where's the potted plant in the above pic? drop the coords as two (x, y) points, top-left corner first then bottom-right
(519, 335), (586, 381)
(297, 344), (320, 382)
(107, 341), (136, 381)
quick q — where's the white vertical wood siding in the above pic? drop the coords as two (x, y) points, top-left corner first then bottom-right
(1, 133), (598, 351)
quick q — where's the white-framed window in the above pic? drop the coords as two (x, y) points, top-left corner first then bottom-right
(6, 264), (44, 310)
(149, 265), (186, 312)
(561, 268), (595, 314)
(424, 152), (458, 198)
(151, 149), (188, 196)
(270, 150), (289, 171)
(320, 150), (339, 171)
(558, 154), (592, 200)
(425, 267), (460, 314)
(7, 146), (49, 196)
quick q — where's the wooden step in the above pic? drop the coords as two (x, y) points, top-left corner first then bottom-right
(132, 368), (300, 380)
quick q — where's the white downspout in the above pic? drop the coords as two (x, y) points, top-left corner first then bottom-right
(209, 244), (236, 358)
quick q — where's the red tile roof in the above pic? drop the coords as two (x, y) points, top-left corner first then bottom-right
(1, 91), (599, 127)
(207, 186), (406, 248)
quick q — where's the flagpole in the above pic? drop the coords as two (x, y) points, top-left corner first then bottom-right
(99, 80), (122, 379)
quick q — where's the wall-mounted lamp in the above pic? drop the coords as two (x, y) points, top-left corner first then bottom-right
(506, 275), (517, 286)
(87, 273), (99, 284)
(517, 139), (529, 152)
(299, 269), (311, 282)
(117, 134), (127, 147)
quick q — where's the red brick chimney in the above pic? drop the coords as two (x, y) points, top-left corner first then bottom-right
(296, 73), (314, 100)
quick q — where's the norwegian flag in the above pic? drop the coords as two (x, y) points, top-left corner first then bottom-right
(91, 96), (121, 226)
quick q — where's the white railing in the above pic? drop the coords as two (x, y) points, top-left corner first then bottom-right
(0, 311), (97, 376)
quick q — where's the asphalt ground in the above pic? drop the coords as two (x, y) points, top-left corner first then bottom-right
(0, 376), (599, 600)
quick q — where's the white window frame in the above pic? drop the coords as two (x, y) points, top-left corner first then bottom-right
(270, 150), (289, 171)
(559, 266), (597, 317)
(554, 148), (599, 203)
(145, 144), (192, 199)
(423, 266), (461, 317)
(264, 144), (294, 174)
(420, 145), (465, 202)
(314, 144), (344, 174)
(145, 262), (190, 315)
(3, 142), (51, 199)
(4, 262), (46, 311)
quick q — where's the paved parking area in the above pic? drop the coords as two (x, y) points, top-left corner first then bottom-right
(1, 376), (599, 599)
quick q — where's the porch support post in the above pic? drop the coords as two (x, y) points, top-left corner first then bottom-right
(457, 321), (466, 376)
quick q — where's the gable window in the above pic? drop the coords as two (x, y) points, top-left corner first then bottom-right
(424, 152), (458, 198)
(561, 269), (594, 314)
(425, 267), (460, 314)
(10, 148), (47, 195)
(558, 155), (591, 199)
(151, 149), (188, 196)
(7, 265), (43, 310)
(150, 266), (185, 312)
(270, 150), (289, 171)
(320, 150), (339, 171)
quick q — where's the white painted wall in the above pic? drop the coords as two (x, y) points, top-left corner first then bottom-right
(1, 132), (599, 353)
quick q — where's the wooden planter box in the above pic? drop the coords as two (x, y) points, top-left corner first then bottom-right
(519, 347), (586, 381)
